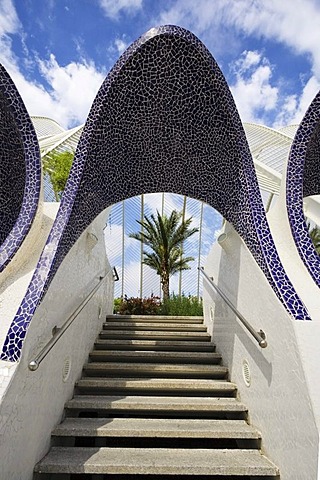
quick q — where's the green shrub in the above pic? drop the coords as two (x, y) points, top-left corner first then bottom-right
(160, 294), (203, 316)
(114, 294), (203, 316)
(113, 297), (123, 314)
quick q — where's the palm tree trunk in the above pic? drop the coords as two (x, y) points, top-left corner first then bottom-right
(161, 275), (170, 300)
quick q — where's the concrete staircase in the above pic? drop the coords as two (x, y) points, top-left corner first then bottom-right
(34, 314), (280, 479)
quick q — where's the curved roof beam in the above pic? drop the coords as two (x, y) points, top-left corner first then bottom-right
(39, 125), (83, 157)
(31, 116), (65, 139)
(244, 123), (293, 174)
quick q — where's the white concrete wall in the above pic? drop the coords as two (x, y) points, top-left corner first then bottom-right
(304, 195), (320, 227)
(268, 189), (320, 322)
(267, 173), (320, 456)
(0, 207), (114, 480)
(203, 223), (319, 480)
(0, 189), (44, 285)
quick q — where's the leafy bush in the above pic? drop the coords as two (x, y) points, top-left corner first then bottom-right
(114, 294), (203, 316)
(115, 295), (162, 315)
(160, 294), (203, 316)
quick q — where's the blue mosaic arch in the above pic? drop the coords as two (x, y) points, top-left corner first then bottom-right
(1, 25), (310, 362)
(0, 65), (41, 272)
(286, 90), (320, 287)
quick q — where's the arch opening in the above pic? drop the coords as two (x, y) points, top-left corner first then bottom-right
(105, 192), (222, 300)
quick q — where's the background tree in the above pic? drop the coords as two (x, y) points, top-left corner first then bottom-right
(130, 210), (199, 300)
(42, 150), (74, 201)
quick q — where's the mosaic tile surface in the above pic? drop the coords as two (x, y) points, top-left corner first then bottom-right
(1, 25), (310, 362)
(286, 91), (320, 288)
(0, 65), (41, 272)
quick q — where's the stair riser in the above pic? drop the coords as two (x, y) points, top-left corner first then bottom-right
(99, 332), (211, 341)
(52, 436), (261, 451)
(66, 408), (247, 420)
(66, 396), (247, 415)
(94, 341), (216, 352)
(75, 387), (236, 398)
(89, 352), (221, 364)
(106, 315), (204, 323)
(83, 369), (227, 380)
(103, 325), (207, 332)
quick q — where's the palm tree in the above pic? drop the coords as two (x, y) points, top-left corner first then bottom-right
(130, 210), (199, 300)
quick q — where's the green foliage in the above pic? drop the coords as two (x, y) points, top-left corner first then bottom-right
(43, 150), (74, 201)
(307, 221), (320, 255)
(309, 224), (320, 255)
(113, 294), (203, 316)
(115, 295), (162, 315)
(130, 210), (199, 299)
(113, 297), (123, 314)
(160, 294), (203, 316)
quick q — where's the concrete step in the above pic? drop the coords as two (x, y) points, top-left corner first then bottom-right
(89, 349), (221, 363)
(34, 312), (280, 478)
(66, 395), (246, 417)
(83, 362), (228, 379)
(99, 330), (211, 341)
(94, 338), (216, 351)
(106, 314), (204, 324)
(76, 378), (236, 396)
(34, 447), (279, 476)
(103, 322), (207, 332)
(52, 417), (260, 440)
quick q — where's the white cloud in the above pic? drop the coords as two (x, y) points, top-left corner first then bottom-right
(0, 0), (20, 36)
(157, 0), (320, 74)
(0, 38), (105, 130)
(0, 1), (106, 129)
(226, 0), (320, 77)
(98, 0), (142, 20)
(156, 0), (320, 125)
(229, 50), (278, 123)
(114, 38), (128, 55)
(104, 223), (136, 262)
(37, 54), (105, 127)
(274, 76), (320, 127)
(235, 50), (261, 73)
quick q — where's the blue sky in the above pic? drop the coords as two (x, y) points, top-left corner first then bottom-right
(1, 0), (320, 130)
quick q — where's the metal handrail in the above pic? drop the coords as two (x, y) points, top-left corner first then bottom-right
(29, 266), (119, 371)
(199, 267), (267, 348)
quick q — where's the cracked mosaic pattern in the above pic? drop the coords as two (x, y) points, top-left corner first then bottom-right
(1, 25), (310, 362)
(0, 65), (41, 272)
(286, 91), (320, 288)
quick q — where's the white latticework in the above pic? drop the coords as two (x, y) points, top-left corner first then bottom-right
(31, 116), (65, 139)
